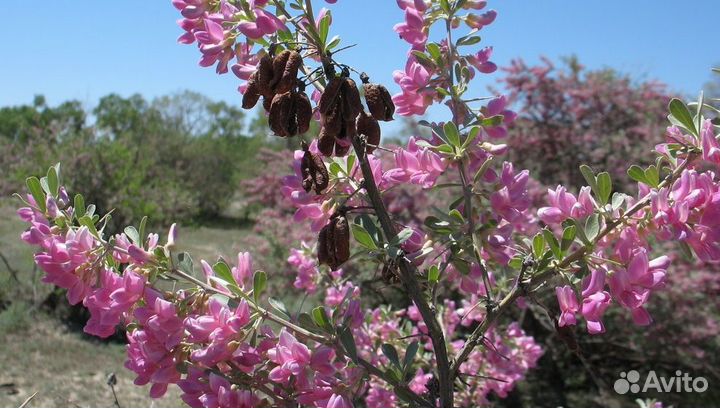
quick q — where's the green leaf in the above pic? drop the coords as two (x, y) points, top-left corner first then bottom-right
(318, 11), (331, 44)
(47, 166), (59, 197)
(644, 165), (660, 188)
(424, 216), (453, 234)
(326, 35), (341, 50)
(124, 226), (140, 245)
(596, 172), (612, 205)
(74, 194), (85, 219)
(26, 177), (46, 212)
(669, 98), (697, 135)
(381, 343), (401, 369)
(392, 228), (414, 246)
(457, 34), (481, 46)
(78, 215), (100, 238)
(462, 126), (481, 149)
(355, 215), (381, 244)
(561, 225), (576, 251)
(268, 298), (291, 320)
(177, 252), (194, 274)
(448, 209), (465, 223)
(426, 43), (442, 63)
(579, 165), (598, 194)
(351, 223), (378, 250)
(311, 306), (334, 333)
(403, 341), (419, 371)
(439, 0), (451, 13)
(328, 162), (343, 177)
(584, 213), (600, 242)
(611, 192), (626, 211)
(411, 51), (435, 69)
(443, 122), (461, 148)
(139, 216), (148, 244)
(480, 115), (504, 127)
(532, 233), (545, 259)
(338, 326), (358, 363)
(435, 144), (454, 155)
(297, 313), (324, 334)
(213, 261), (237, 286)
(627, 165), (648, 184)
(427, 264), (440, 283)
(253, 271), (266, 304)
(542, 229), (562, 259)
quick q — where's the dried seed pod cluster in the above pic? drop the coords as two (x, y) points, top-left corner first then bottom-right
(356, 111), (381, 154)
(363, 83), (395, 121)
(317, 76), (364, 157)
(315, 75), (397, 156)
(243, 50), (311, 137)
(300, 146), (329, 194)
(317, 214), (350, 270)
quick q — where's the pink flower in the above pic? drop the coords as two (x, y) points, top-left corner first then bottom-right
(185, 298), (253, 366)
(608, 249), (668, 325)
(84, 269), (146, 338)
(483, 95), (517, 138)
(701, 118), (720, 166)
(555, 285), (578, 327)
(126, 289), (185, 398)
(465, 10), (497, 29)
(392, 58), (434, 116)
(394, 6), (427, 48)
(490, 162), (530, 223)
(34, 226), (98, 305)
(383, 137), (447, 188)
(538, 185), (595, 224)
(468, 46), (497, 74)
(267, 329), (312, 384)
(232, 251), (253, 288)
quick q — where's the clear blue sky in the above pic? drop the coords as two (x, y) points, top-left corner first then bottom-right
(1, 1), (718, 112)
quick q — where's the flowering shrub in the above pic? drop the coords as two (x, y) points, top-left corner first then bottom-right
(499, 57), (672, 190)
(15, 1), (720, 407)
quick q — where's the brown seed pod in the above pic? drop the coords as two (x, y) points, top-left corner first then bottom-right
(300, 148), (329, 194)
(363, 83), (395, 121)
(293, 91), (313, 135)
(262, 95), (274, 112)
(332, 215), (350, 267)
(356, 111), (381, 153)
(341, 78), (362, 121)
(242, 81), (262, 110)
(255, 54), (274, 95)
(324, 220), (338, 268)
(271, 50), (303, 94)
(317, 224), (331, 266)
(319, 77), (344, 115)
(321, 101), (343, 138)
(310, 152), (329, 193)
(268, 92), (293, 137)
(337, 113), (357, 141)
(269, 50), (291, 89)
(301, 150), (314, 193)
(318, 127), (336, 157)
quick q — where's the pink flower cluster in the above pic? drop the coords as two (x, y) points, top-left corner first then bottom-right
(538, 185), (595, 224)
(351, 295), (541, 408)
(173, 0), (285, 86)
(383, 137), (447, 188)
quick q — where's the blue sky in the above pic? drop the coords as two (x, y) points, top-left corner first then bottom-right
(1, 1), (718, 113)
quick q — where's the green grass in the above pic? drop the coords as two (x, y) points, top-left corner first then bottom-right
(0, 198), (261, 408)
(0, 315), (183, 408)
